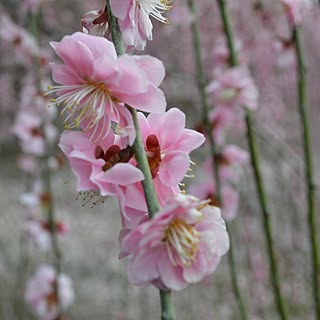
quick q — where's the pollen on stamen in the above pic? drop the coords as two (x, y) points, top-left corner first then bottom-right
(76, 190), (109, 208)
(46, 81), (122, 141)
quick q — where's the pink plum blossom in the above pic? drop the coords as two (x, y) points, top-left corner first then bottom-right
(204, 145), (249, 183)
(280, 0), (311, 25)
(12, 111), (58, 156)
(0, 13), (40, 63)
(206, 66), (259, 110)
(208, 106), (236, 145)
(59, 130), (144, 196)
(115, 176), (180, 229)
(120, 194), (229, 291)
(25, 218), (69, 250)
(138, 107), (205, 186)
(189, 180), (239, 221)
(110, 0), (171, 50)
(211, 36), (245, 72)
(272, 38), (296, 69)
(17, 154), (38, 174)
(81, 8), (110, 37)
(25, 264), (74, 320)
(48, 32), (166, 141)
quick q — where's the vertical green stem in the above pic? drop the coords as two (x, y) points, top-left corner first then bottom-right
(216, 1), (288, 319)
(30, 10), (63, 317)
(293, 26), (319, 320)
(187, 0), (248, 319)
(105, 1), (176, 318)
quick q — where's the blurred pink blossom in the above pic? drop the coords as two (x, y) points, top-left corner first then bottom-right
(280, 0), (311, 25)
(272, 38), (296, 69)
(17, 154), (38, 174)
(25, 219), (69, 250)
(208, 106), (235, 145)
(0, 13), (40, 64)
(206, 66), (259, 110)
(12, 111), (58, 156)
(120, 194), (229, 291)
(189, 180), (239, 221)
(25, 264), (74, 320)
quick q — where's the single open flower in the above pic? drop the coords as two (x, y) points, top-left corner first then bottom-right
(59, 130), (144, 196)
(48, 32), (166, 141)
(206, 66), (259, 111)
(120, 194), (229, 291)
(138, 107), (205, 186)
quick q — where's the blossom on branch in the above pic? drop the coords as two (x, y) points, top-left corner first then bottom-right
(110, 0), (172, 50)
(120, 194), (229, 291)
(59, 130), (144, 196)
(48, 32), (166, 142)
(25, 264), (74, 320)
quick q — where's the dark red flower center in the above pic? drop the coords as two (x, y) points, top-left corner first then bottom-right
(95, 144), (134, 172)
(146, 134), (161, 179)
(206, 193), (221, 208)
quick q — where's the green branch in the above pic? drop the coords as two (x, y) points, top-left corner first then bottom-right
(105, 1), (176, 318)
(216, 1), (288, 319)
(187, 0), (248, 319)
(293, 26), (319, 320)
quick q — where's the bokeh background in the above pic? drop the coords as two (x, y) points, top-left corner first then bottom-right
(1, 0), (320, 319)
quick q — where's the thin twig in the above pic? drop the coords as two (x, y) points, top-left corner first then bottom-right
(187, 0), (248, 319)
(293, 25), (319, 320)
(216, 1), (288, 319)
(105, 1), (176, 318)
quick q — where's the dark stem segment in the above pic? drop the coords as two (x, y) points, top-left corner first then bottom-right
(216, 1), (288, 319)
(105, 1), (176, 319)
(293, 26), (319, 320)
(187, 0), (248, 319)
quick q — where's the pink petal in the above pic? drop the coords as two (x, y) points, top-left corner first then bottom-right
(133, 55), (165, 86)
(159, 151), (190, 185)
(99, 163), (144, 185)
(128, 249), (160, 285)
(175, 129), (205, 153)
(122, 84), (166, 114)
(158, 108), (186, 149)
(110, 0), (133, 21)
(111, 55), (148, 94)
(50, 63), (83, 85)
(182, 249), (208, 283)
(157, 251), (187, 291)
(51, 37), (94, 77)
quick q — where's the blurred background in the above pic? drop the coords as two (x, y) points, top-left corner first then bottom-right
(0, 0), (319, 319)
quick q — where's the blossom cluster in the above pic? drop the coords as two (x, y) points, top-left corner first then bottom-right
(48, 2), (230, 292)
(5, 7), (75, 319)
(190, 37), (254, 221)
